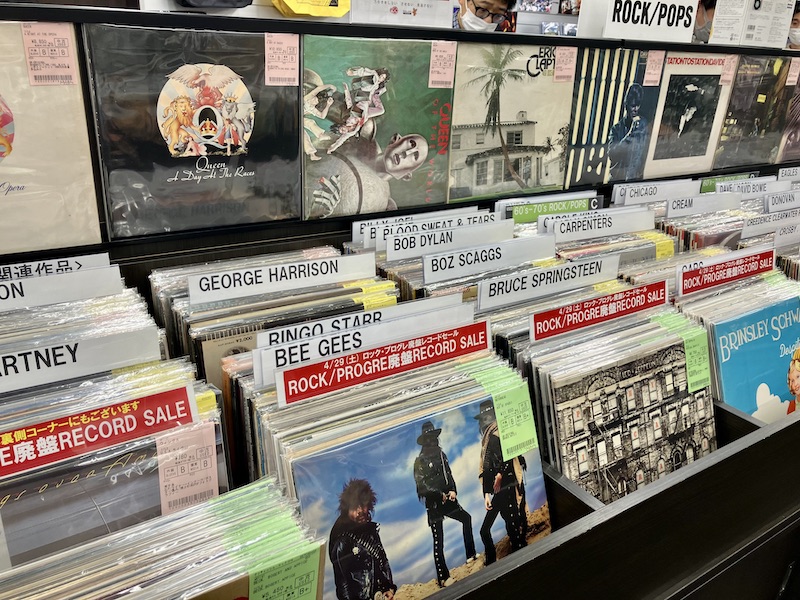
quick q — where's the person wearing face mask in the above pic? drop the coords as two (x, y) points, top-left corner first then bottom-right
(692, 0), (715, 43)
(453, 0), (515, 31)
(787, 3), (800, 50)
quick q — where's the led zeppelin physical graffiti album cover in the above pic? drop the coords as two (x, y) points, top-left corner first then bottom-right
(83, 24), (301, 238)
(563, 48), (659, 189)
(713, 56), (792, 170)
(448, 43), (574, 202)
(0, 22), (101, 254)
(643, 53), (733, 180)
(302, 35), (454, 219)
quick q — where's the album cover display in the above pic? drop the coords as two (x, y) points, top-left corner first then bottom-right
(84, 24), (301, 238)
(449, 43), (574, 202)
(0, 421), (227, 570)
(714, 56), (792, 170)
(302, 35), (453, 219)
(777, 71), (800, 163)
(550, 334), (716, 504)
(0, 22), (101, 254)
(643, 53), (733, 179)
(710, 296), (800, 424)
(291, 394), (550, 599)
(564, 48), (659, 189)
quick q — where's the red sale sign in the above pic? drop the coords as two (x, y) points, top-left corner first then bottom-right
(530, 281), (669, 341)
(677, 249), (774, 296)
(276, 321), (492, 406)
(0, 385), (197, 481)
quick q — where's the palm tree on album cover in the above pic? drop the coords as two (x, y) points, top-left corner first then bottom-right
(462, 45), (528, 189)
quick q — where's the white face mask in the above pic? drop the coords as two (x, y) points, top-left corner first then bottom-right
(460, 6), (498, 31)
(789, 28), (800, 46)
(694, 21), (711, 43)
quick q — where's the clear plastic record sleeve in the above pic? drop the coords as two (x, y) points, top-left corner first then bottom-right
(287, 378), (550, 599)
(0, 416), (228, 571)
(0, 22), (102, 254)
(83, 24), (301, 238)
(302, 35), (453, 219)
(448, 43), (574, 202)
(714, 55), (793, 170)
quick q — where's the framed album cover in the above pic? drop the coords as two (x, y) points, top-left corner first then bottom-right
(84, 24), (301, 238)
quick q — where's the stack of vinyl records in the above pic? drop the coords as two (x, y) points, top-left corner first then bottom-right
(224, 294), (475, 484)
(518, 305), (716, 504)
(542, 206), (680, 267)
(149, 245), (343, 356)
(149, 247), (396, 389)
(677, 269), (800, 424)
(0, 360), (229, 571)
(263, 347), (551, 596)
(0, 478), (324, 600)
(150, 248), (406, 486)
(777, 249), (800, 280)
(618, 246), (731, 297)
(381, 239), (558, 301)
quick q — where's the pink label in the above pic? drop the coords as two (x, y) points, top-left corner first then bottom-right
(156, 422), (219, 516)
(20, 22), (77, 86)
(428, 41), (456, 89)
(554, 47), (578, 83)
(789, 58), (800, 87)
(720, 55), (738, 86)
(643, 51), (665, 87)
(264, 33), (300, 87)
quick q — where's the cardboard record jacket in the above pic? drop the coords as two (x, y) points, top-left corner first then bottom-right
(0, 23), (101, 254)
(84, 24), (301, 238)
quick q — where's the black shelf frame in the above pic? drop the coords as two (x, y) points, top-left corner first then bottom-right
(2, 4), (800, 597)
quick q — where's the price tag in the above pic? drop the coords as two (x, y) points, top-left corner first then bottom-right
(264, 33), (299, 87)
(21, 23), (77, 86)
(429, 41), (456, 89)
(554, 47), (578, 83)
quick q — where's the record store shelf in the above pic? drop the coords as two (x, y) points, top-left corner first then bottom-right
(3, 3), (800, 598)
(439, 405), (800, 600)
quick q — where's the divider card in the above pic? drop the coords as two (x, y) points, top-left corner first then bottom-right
(302, 35), (453, 219)
(448, 43), (575, 203)
(83, 25), (301, 238)
(713, 56), (793, 170)
(0, 23), (101, 254)
(564, 48), (660, 188)
(643, 53), (734, 180)
(275, 320), (492, 406)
